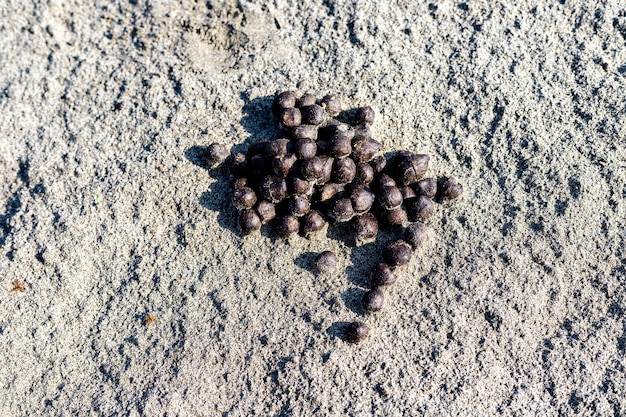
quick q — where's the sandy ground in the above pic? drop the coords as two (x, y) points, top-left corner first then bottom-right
(1, 0), (625, 415)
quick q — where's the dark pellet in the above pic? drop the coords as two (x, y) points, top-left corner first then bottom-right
(321, 94), (341, 116)
(294, 138), (317, 160)
(318, 156), (334, 185)
(274, 215), (300, 237)
(288, 176), (313, 196)
(260, 175), (288, 203)
(382, 240), (413, 268)
(300, 104), (326, 125)
(255, 200), (276, 223)
(296, 93), (316, 107)
(301, 210), (327, 236)
(400, 185), (417, 200)
(396, 154), (430, 185)
(378, 185), (403, 210)
(369, 263), (397, 287)
(240, 209), (261, 235)
(232, 186), (257, 210)
(406, 195), (434, 222)
(230, 153), (248, 178)
(272, 153), (297, 177)
(352, 213), (378, 246)
(266, 138), (292, 158)
(351, 138), (381, 163)
(301, 157), (325, 182)
(405, 222), (428, 250)
(333, 158), (357, 184)
(292, 125), (318, 141)
(354, 106), (375, 125)
(329, 198), (354, 222)
(383, 207), (408, 226)
(442, 178), (464, 200)
(330, 133), (353, 158)
(370, 155), (387, 175)
(345, 321), (369, 343)
(362, 287), (384, 313)
(280, 107), (302, 128)
(207, 143), (230, 167)
(287, 195), (310, 217)
(416, 178), (437, 198)
(350, 186), (375, 214)
(316, 250), (338, 275)
(354, 163), (374, 186)
(272, 91), (296, 118)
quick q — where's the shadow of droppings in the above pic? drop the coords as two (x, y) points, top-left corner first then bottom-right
(294, 251), (318, 274)
(326, 321), (351, 341)
(342, 287), (366, 315)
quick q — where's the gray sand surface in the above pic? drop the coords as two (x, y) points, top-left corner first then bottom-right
(1, 0), (625, 415)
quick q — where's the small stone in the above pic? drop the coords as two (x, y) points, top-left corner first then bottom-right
(382, 240), (413, 268)
(345, 321), (369, 343)
(369, 263), (397, 287)
(206, 143), (230, 167)
(362, 287), (384, 313)
(316, 250), (338, 275)
(354, 106), (375, 125)
(442, 178), (464, 200)
(405, 222), (428, 250)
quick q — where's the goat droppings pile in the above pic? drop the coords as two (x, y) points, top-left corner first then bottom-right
(207, 91), (463, 343)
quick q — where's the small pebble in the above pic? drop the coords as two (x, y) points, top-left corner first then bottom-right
(316, 251), (338, 275)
